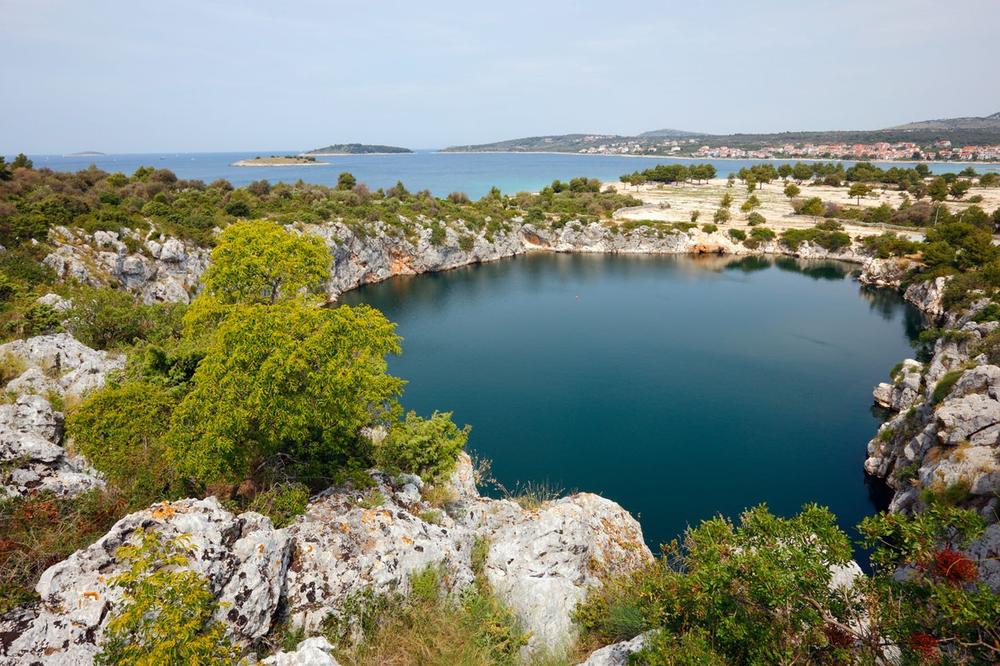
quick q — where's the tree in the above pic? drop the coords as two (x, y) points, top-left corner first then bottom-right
(848, 182), (873, 205)
(690, 210), (701, 223)
(336, 172), (357, 190)
(96, 530), (238, 666)
(740, 195), (760, 215)
(0, 157), (10, 182)
(197, 221), (330, 308)
(720, 193), (733, 210)
(778, 164), (793, 180)
(928, 177), (949, 202)
(784, 183), (801, 198)
(11, 153), (32, 169)
(166, 302), (404, 489)
(792, 162), (813, 183)
(979, 173), (999, 187)
(713, 208), (731, 224)
(949, 179), (972, 200)
(373, 411), (470, 482)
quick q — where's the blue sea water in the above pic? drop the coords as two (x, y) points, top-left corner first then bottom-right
(342, 253), (922, 553)
(16, 150), (997, 199)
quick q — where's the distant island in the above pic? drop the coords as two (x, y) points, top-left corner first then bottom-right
(65, 151), (106, 156)
(303, 143), (413, 155)
(231, 155), (329, 167)
(442, 111), (1000, 162)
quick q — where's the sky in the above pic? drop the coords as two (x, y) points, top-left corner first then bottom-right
(2, 0), (1000, 154)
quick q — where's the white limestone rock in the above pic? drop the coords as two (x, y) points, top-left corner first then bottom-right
(1, 498), (292, 664)
(0, 333), (124, 399)
(578, 632), (651, 665)
(262, 637), (341, 666)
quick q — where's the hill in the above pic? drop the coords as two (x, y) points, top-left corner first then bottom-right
(441, 112), (1000, 156)
(303, 143), (412, 155)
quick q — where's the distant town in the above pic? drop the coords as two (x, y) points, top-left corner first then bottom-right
(578, 137), (1000, 162)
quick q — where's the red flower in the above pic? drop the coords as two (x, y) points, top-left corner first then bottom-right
(933, 549), (978, 584)
(909, 632), (940, 661)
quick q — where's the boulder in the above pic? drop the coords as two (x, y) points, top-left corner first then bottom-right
(262, 637), (341, 666)
(873, 359), (923, 411)
(0, 333), (124, 398)
(0, 394), (102, 499)
(578, 632), (651, 666)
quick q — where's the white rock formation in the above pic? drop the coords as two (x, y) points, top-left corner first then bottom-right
(1, 498), (293, 665)
(262, 637), (341, 666)
(0, 333), (124, 398)
(578, 632), (651, 666)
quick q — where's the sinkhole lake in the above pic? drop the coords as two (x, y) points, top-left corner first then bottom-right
(341, 253), (923, 550)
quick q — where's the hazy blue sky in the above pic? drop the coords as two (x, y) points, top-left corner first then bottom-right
(3, 0), (999, 153)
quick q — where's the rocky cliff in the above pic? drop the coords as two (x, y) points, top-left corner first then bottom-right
(1, 454), (651, 664)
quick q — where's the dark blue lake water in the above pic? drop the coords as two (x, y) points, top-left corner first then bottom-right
(342, 253), (922, 551)
(17, 151), (994, 199)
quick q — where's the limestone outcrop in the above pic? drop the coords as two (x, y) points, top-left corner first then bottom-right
(1, 498), (293, 665)
(0, 334), (121, 499)
(1, 454), (651, 663)
(43, 226), (208, 304)
(865, 320), (1000, 542)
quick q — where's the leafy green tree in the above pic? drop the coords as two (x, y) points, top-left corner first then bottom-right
(166, 302), (404, 489)
(798, 197), (825, 216)
(96, 530), (238, 666)
(689, 210), (700, 224)
(783, 183), (801, 198)
(848, 182), (873, 205)
(792, 162), (813, 183)
(777, 164), (793, 180)
(979, 172), (999, 187)
(196, 221), (330, 308)
(713, 208), (730, 224)
(337, 172), (357, 190)
(719, 193), (733, 210)
(0, 157), (10, 182)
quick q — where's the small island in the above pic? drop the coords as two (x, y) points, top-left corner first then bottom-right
(303, 143), (413, 155)
(65, 151), (106, 156)
(231, 155), (329, 167)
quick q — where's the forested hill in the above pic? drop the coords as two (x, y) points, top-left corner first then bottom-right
(304, 143), (413, 155)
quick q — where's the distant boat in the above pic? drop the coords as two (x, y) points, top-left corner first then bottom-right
(64, 151), (106, 157)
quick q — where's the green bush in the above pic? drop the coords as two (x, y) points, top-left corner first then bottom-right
(246, 482), (310, 527)
(860, 232), (919, 259)
(727, 228), (746, 242)
(746, 211), (765, 226)
(68, 382), (179, 508)
(375, 411), (470, 483)
(700, 223), (717, 234)
(64, 287), (185, 350)
(96, 530), (238, 666)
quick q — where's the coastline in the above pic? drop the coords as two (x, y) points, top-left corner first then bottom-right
(436, 149), (1000, 168)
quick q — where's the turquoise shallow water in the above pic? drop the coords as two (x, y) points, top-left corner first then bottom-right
(18, 151), (994, 199)
(342, 253), (922, 551)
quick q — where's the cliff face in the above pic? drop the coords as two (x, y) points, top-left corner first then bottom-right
(42, 218), (872, 304)
(1, 454), (652, 664)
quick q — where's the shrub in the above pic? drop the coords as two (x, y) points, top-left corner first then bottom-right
(374, 411), (470, 483)
(860, 232), (919, 259)
(96, 530), (238, 666)
(246, 482), (310, 527)
(700, 223), (717, 234)
(576, 505), (853, 664)
(793, 197), (825, 216)
(931, 370), (963, 405)
(64, 287), (185, 350)
(0, 490), (126, 614)
(746, 211), (765, 226)
(69, 382), (179, 508)
(727, 229), (746, 242)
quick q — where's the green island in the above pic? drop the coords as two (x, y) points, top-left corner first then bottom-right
(232, 155), (328, 167)
(1, 150), (1000, 665)
(304, 143), (414, 155)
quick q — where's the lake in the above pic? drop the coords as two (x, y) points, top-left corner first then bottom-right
(341, 253), (922, 551)
(19, 151), (996, 199)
